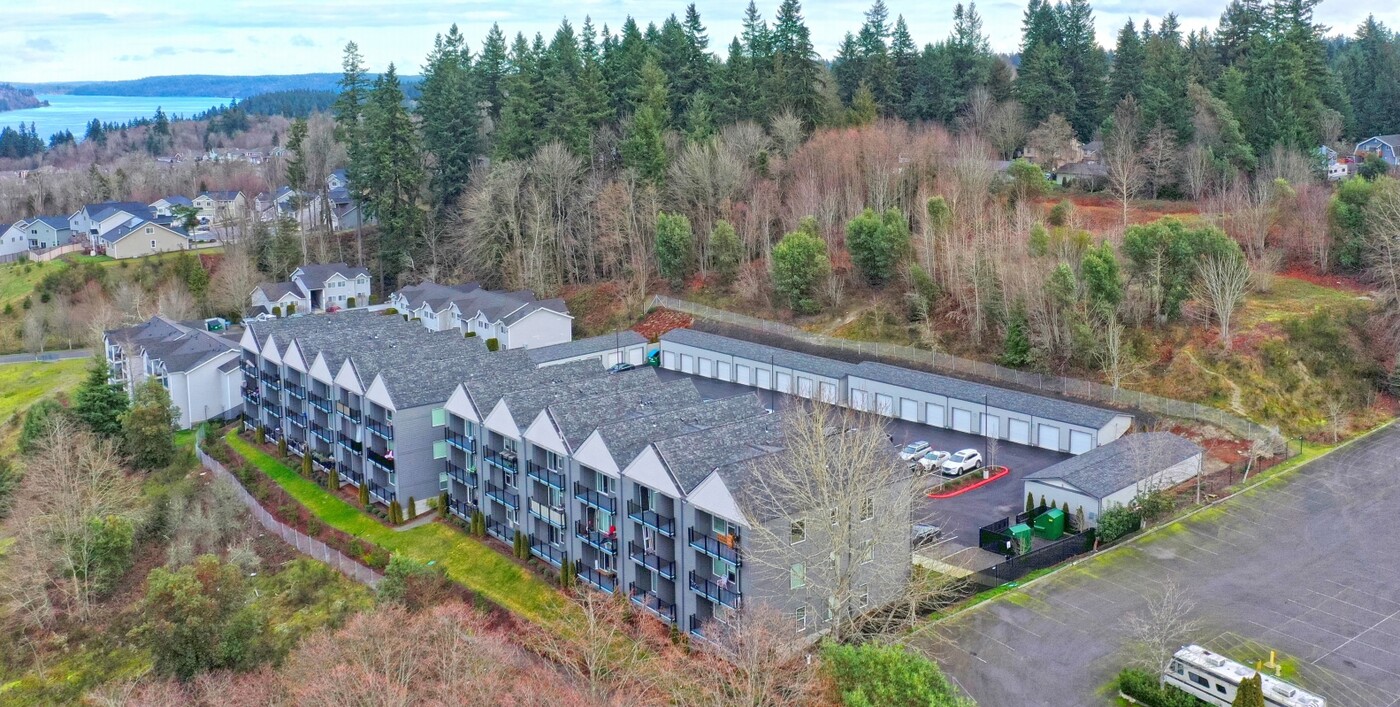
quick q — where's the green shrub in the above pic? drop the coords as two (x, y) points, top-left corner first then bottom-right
(406, 496), (416, 520)
(1048, 199), (1073, 227)
(389, 499), (402, 525)
(464, 330), (477, 337)
(822, 643), (972, 707)
(358, 482), (369, 506)
(1117, 668), (1203, 707)
(1097, 505), (1140, 544)
(437, 491), (449, 519)
(301, 454), (312, 477)
(485, 338), (499, 352)
(271, 305), (282, 317)
(287, 303), (296, 315)
(346, 296), (356, 308)
(381, 307), (398, 315)
(277, 436), (287, 458)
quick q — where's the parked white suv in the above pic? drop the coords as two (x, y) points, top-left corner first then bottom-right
(916, 450), (951, 472)
(898, 440), (931, 461)
(940, 449), (983, 476)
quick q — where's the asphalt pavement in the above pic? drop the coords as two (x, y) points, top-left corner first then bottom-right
(926, 423), (1400, 707)
(0, 348), (91, 365)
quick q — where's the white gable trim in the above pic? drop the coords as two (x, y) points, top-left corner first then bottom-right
(239, 327), (259, 353)
(262, 335), (283, 365)
(444, 384), (480, 422)
(334, 359), (363, 394)
(689, 473), (748, 528)
(365, 374), (396, 411)
(309, 353), (335, 385)
(622, 446), (681, 497)
(483, 399), (520, 439)
(574, 431), (620, 477)
(524, 410), (567, 456)
(283, 340), (307, 372)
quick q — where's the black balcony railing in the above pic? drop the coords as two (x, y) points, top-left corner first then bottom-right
(367, 482), (392, 505)
(309, 393), (332, 414)
(627, 501), (675, 537)
(260, 374), (281, 391)
(575, 520), (618, 554)
(310, 423), (333, 444)
(335, 402), (362, 424)
(312, 456), (334, 474)
(337, 432), (363, 454)
(365, 417), (394, 440)
(629, 541), (676, 580)
(689, 571), (741, 609)
(284, 382), (306, 400)
(578, 566), (618, 593)
(285, 411), (308, 428)
(240, 360), (257, 377)
(528, 499), (567, 528)
(261, 401), (282, 417)
(483, 446), (518, 472)
(689, 528), (743, 566)
(337, 463), (363, 486)
(446, 461), (477, 488)
(526, 460), (565, 490)
(366, 448), (395, 471)
(689, 614), (705, 638)
(448, 498), (474, 520)
(629, 583), (677, 622)
(242, 390), (260, 406)
(287, 439), (306, 458)
(484, 483), (518, 510)
(485, 519), (511, 543)
(574, 482), (617, 514)
(445, 430), (476, 454)
(529, 538), (566, 567)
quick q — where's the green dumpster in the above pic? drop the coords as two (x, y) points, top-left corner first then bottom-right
(1032, 508), (1066, 541)
(1009, 523), (1032, 555)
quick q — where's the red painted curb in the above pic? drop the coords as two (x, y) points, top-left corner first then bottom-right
(927, 466), (1011, 499)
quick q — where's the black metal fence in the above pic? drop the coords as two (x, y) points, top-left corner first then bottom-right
(971, 530), (1097, 586)
(978, 504), (1055, 554)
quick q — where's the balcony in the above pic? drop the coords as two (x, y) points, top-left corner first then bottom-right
(335, 401), (362, 424)
(689, 528), (742, 566)
(260, 374), (281, 391)
(629, 583), (676, 622)
(367, 482), (392, 505)
(242, 414), (256, 432)
(484, 483), (518, 510)
(338, 463), (362, 486)
(367, 448), (395, 472)
(578, 566), (617, 593)
(483, 446), (518, 472)
(689, 571), (741, 610)
(240, 360), (257, 377)
(285, 411), (308, 428)
(311, 456), (334, 475)
(308, 393), (332, 414)
(526, 460), (565, 490)
(242, 390), (260, 406)
(446, 461), (477, 488)
(261, 400), (281, 418)
(689, 614), (705, 639)
(485, 518), (511, 543)
(337, 432), (363, 454)
(366, 417), (394, 440)
(529, 538), (567, 567)
(575, 520), (618, 555)
(573, 482), (617, 514)
(628, 541), (676, 580)
(310, 423), (333, 445)
(528, 499), (567, 528)
(448, 498), (474, 520)
(445, 430), (476, 454)
(284, 382), (306, 400)
(627, 501), (675, 537)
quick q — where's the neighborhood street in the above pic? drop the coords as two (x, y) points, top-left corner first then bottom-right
(926, 423), (1400, 706)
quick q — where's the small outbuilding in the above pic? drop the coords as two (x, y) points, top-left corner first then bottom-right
(1022, 432), (1204, 526)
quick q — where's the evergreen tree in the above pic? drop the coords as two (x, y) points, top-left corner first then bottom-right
(655, 211), (695, 286)
(1141, 15), (1194, 142)
(477, 24), (510, 123)
(361, 64), (423, 288)
(1001, 308), (1033, 367)
(889, 16), (919, 120)
(710, 220), (742, 288)
(1109, 20), (1146, 106)
(1060, 0), (1109, 140)
(74, 357), (129, 438)
(1232, 673), (1266, 707)
(418, 24), (481, 208)
(1017, 42), (1075, 127)
(122, 378), (178, 471)
(495, 33), (546, 160)
(1337, 17), (1400, 140)
(621, 56), (670, 183)
(541, 20), (591, 155)
(846, 207), (910, 286)
(283, 117), (309, 204)
(332, 41), (369, 184)
(771, 218), (830, 314)
(770, 0), (823, 127)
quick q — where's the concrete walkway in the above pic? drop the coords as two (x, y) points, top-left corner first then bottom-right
(0, 348), (91, 365)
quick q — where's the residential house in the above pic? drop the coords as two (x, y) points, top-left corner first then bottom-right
(149, 195), (194, 218)
(0, 221), (28, 257)
(99, 218), (192, 259)
(327, 187), (373, 231)
(104, 316), (242, 428)
(254, 186), (301, 221)
(23, 216), (73, 249)
(1355, 134), (1400, 166)
(193, 190), (248, 224)
(1022, 432), (1204, 526)
(1053, 161), (1108, 187)
(327, 168), (349, 191)
(70, 201), (154, 236)
(389, 279), (573, 349)
(250, 262), (372, 315)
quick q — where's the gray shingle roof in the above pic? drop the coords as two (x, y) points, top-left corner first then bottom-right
(392, 280), (481, 312)
(200, 190), (242, 201)
(652, 409), (788, 493)
(294, 263), (370, 290)
(851, 361), (1125, 429)
(499, 367), (656, 429)
(544, 378), (702, 450)
(83, 201), (152, 221)
(106, 316), (237, 373)
(527, 330), (648, 365)
(159, 195), (193, 207)
(592, 393), (769, 472)
(1025, 432), (1203, 498)
(450, 288), (571, 325)
(256, 281), (302, 301)
(460, 358), (605, 418)
(661, 327), (855, 380)
(104, 218), (189, 244)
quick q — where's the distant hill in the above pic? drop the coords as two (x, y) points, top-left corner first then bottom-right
(12, 74), (419, 99)
(0, 84), (47, 112)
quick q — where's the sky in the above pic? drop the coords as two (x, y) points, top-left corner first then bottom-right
(2, 1), (1394, 84)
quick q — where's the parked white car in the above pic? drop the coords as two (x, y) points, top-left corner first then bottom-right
(940, 449), (983, 476)
(899, 441), (931, 461)
(916, 450), (951, 472)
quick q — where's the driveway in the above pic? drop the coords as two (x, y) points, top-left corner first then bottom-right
(927, 423), (1400, 707)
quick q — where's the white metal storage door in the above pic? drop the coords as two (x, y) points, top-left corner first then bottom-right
(699, 358), (714, 377)
(850, 389), (869, 411)
(629, 348), (645, 365)
(606, 351), (621, 367)
(662, 351), (677, 369)
(757, 368), (772, 389)
(1037, 424), (1061, 451)
(1008, 419), (1031, 444)
(776, 371), (792, 392)
(819, 381), (836, 403)
(952, 408), (973, 432)
(1069, 430), (1093, 454)
(717, 361), (732, 381)
(981, 414), (1000, 438)
(680, 354), (695, 373)
(735, 364), (750, 385)
(798, 377), (815, 398)
(925, 403), (945, 427)
(875, 394), (894, 415)
(900, 398), (918, 421)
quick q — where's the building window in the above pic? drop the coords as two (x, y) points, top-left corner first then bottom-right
(795, 606), (807, 632)
(433, 440), (447, 460)
(860, 497), (874, 521)
(790, 520), (806, 544)
(150, 240), (157, 249)
(861, 540), (874, 564)
(789, 563), (805, 589)
(506, 508), (517, 525)
(438, 472), (449, 492)
(1187, 673), (1210, 689)
(858, 585), (870, 608)
(431, 408), (446, 426)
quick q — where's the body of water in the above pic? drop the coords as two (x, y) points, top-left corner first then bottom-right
(1, 95), (231, 141)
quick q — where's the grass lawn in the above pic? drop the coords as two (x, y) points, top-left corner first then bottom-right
(0, 358), (87, 450)
(224, 431), (568, 625)
(0, 260), (69, 309)
(1236, 275), (1365, 330)
(97, 246), (223, 268)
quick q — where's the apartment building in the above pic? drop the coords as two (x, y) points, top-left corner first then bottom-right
(251, 262), (372, 315)
(389, 279), (573, 349)
(104, 316), (243, 428)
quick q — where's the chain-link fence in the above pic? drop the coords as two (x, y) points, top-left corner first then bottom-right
(650, 295), (1280, 443)
(195, 444), (381, 587)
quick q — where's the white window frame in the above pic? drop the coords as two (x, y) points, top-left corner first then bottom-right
(795, 606), (807, 633)
(789, 563), (806, 589)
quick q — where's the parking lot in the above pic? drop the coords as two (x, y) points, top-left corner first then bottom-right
(926, 423), (1400, 706)
(655, 368), (1071, 544)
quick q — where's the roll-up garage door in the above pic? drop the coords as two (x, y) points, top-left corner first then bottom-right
(875, 394), (894, 416)
(757, 368), (772, 389)
(630, 348), (646, 365)
(717, 361), (732, 382)
(680, 354), (694, 373)
(662, 351), (677, 369)
(900, 398), (918, 422)
(1069, 430), (1093, 454)
(606, 351), (621, 367)
(776, 371), (792, 392)
(735, 364), (750, 385)
(819, 381), (836, 403)
(1008, 419), (1031, 444)
(952, 408), (973, 432)
(699, 358), (714, 377)
(925, 403), (945, 428)
(1037, 424), (1061, 451)
(798, 377), (815, 398)
(981, 414), (1000, 439)
(850, 389), (869, 411)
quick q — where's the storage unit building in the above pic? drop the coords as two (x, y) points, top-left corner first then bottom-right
(658, 328), (852, 404)
(1022, 432), (1204, 525)
(528, 330), (649, 369)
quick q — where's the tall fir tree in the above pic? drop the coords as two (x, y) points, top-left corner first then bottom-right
(621, 56), (670, 183)
(74, 357), (129, 438)
(1141, 15), (1194, 141)
(770, 0), (823, 126)
(889, 16), (918, 120)
(361, 64), (423, 290)
(1060, 0), (1109, 141)
(1109, 20), (1146, 107)
(477, 24), (509, 123)
(418, 24), (481, 208)
(494, 33), (545, 160)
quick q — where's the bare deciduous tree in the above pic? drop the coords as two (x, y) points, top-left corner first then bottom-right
(769, 111), (805, 157)
(1025, 113), (1076, 170)
(1096, 315), (1145, 390)
(22, 307), (46, 357)
(1141, 122), (1180, 200)
(1104, 97), (1146, 227)
(683, 602), (820, 706)
(529, 589), (653, 705)
(1193, 253), (1251, 350)
(1120, 580), (1202, 676)
(1181, 143), (1214, 201)
(985, 100), (1027, 160)
(156, 282), (198, 321)
(208, 239), (262, 316)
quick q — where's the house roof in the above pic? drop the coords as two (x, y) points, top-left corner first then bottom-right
(328, 187), (351, 205)
(544, 378), (702, 450)
(652, 408), (788, 494)
(330, 168), (347, 181)
(460, 358), (603, 419)
(105, 316), (237, 373)
(255, 281), (302, 301)
(850, 361), (1126, 429)
(1360, 134), (1400, 147)
(157, 195), (193, 207)
(500, 367), (657, 430)
(1024, 432), (1203, 499)
(661, 327), (855, 380)
(527, 330), (649, 365)
(82, 201), (152, 222)
(391, 280), (482, 313)
(593, 393), (769, 471)
(1056, 161), (1108, 177)
(103, 218), (190, 245)
(199, 190), (243, 201)
(33, 215), (72, 230)
(293, 262), (371, 290)
(448, 288), (570, 325)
